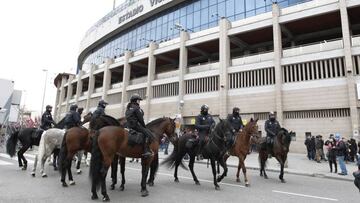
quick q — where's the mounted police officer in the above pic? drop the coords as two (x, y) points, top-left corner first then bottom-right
(226, 107), (244, 147)
(195, 104), (215, 148)
(125, 94), (152, 158)
(265, 111), (281, 158)
(40, 105), (55, 130)
(64, 104), (81, 130)
(92, 100), (108, 120)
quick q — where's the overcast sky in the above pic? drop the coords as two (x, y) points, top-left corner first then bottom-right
(0, 0), (124, 116)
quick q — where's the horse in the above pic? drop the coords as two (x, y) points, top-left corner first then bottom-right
(217, 118), (260, 186)
(258, 128), (294, 183)
(31, 128), (66, 177)
(90, 117), (176, 201)
(58, 115), (121, 187)
(161, 119), (234, 190)
(109, 117), (177, 191)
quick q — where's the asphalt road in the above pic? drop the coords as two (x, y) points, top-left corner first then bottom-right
(0, 152), (358, 203)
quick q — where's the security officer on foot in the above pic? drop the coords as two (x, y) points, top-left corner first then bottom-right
(92, 100), (108, 120)
(40, 105), (55, 130)
(265, 111), (281, 158)
(64, 104), (81, 129)
(125, 94), (152, 158)
(195, 104), (215, 148)
(226, 107), (244, 147)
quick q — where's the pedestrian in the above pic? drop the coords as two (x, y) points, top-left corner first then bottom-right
(325, 136), (337, 173)
(348, 138), (357, 162)
(315, 135), (324, 163)
(353, 154), (360, 192)
(310, 136), (316, 160)
(334, 133), (348, 175)
(304, 135), (312, 160)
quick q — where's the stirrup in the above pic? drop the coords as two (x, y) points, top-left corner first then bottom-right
(142, 151), (152, 158)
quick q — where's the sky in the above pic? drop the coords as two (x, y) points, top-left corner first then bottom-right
(0, 0), (124, 116)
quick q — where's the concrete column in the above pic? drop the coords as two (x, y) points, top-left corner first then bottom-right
(102, 58), (114, 102)
(178, 31), (189, 116)
(339, 0), (359, 136)
(145, 42), (158, 122)
(53, 81), (61, 121)
(120, 51), (133, 117)
(272, 3), (284, 125)
(85, 65), (96, 114)
(57, 77), (67, 120)
(219, 18), (231, 118)
(75, 70), (85, 104)
(65, 75), (75, 113)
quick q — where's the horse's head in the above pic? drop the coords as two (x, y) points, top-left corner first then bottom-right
(215, 118), (235, 144)
(277, 128), (292, 150)
(83, 112), (93, 124)
(242, 118), (260, 144)
(146, 117), (177, 143)
(163, 117), (177, 143)
(118, 117), (127, 128)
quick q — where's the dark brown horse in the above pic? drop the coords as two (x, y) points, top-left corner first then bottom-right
(217, 118), (260, 186)
(258, 128), (294, 183)
(90, 117), (176, 201)
(58, 114), (121, 187)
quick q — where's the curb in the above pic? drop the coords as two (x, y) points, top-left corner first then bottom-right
(159, 157), (353, 182)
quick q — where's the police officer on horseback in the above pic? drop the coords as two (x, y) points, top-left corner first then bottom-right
(40, 105), (55, 130)
(265, 111), (281, 158)
(195, 104), (215, 148)
(226, 107), (244, 147)
(125, 94), (152, 158)
(64, 104), (81, 129)
(92, 100), (108, 120)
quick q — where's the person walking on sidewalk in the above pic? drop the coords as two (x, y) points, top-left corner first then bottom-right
(315, 135), (324, 163)
(304, 135), (312, 160)
(334, 133), (348, 176)
(325, 136), (337, 173)
(353, 155), (360, 192)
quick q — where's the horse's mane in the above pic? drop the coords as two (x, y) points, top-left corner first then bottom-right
(100, 115), (120, 126)
(278, 128), (291, 146)
(146, 117), (167, 128)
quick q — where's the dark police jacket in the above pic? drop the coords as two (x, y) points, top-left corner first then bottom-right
(64, 110), (81, 129)
(226, 114), (244, 132)
(92, 106), (106, 120)
(125, 102), (146, 129)
(195, 113), (215, 136)
(40, 111), (54, 130)
(265, 119), (281, 138)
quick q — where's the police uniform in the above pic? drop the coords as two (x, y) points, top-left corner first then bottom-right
(40, 105), (55, 130)
(264, 112), (281, 155)
(195, 104), (215, 147)
(64, 105), (81, 129)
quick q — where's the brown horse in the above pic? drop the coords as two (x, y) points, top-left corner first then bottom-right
(58, 114), (122, 187)
(217, 118), (260, 186)
(258, 128), (294, 183)
(90, 117), (176, 201)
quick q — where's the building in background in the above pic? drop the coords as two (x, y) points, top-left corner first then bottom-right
(54, 0), (360, 152)
(0, 78), (22, 126)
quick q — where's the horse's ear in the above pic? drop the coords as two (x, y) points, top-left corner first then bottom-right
(255, 118), (259, 123)
(250, 118), (254, 122)
(219, 118), (223, 122)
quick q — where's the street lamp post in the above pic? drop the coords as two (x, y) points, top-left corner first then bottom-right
(41, 69), (48, 115)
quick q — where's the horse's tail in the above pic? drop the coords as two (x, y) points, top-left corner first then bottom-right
(89, 130), (102, 190)
(6, 130), (19, 157)
(58, 131), (68, 174)
(160, 137), (188, 170)
(37, 131), (47, 165)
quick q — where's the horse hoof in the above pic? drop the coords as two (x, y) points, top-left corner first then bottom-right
(42, 174), (48, 178)
(21, 167), (27, 171)
(281, 179), (286, 183)
(260, 173), (263, 177)
(102, 195), (110, 202)
(76, 169), (82, 174)
(110, 185), (115, 190)
(147, 182), (154, 187)
(141, 189), (149, 197)
(62, 182), (68, 187)
(120, 185), (125, 191)
(91, 194), (98, 200)
(245, 182), (250, 187)
(264, 176), (268, 179)
(215, 185), (220, 190)
(69, 180), (75, 185)
(31, 172), (35, 177)
(54, 167), (58, 171)
(195, 181), (201, 185)
(236, 178), (241, 182)
(174, 178), (179, 183)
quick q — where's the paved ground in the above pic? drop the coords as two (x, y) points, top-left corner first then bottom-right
(0, 148), (359, 203)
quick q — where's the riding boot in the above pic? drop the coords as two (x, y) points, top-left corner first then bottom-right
(142, 136), (152, 158)
(267, 139), (273, 159)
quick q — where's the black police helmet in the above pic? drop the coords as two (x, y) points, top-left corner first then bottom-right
(130, 94), (142, 102)
(70, 104), (78, 111)
(98, 100), (108, 107)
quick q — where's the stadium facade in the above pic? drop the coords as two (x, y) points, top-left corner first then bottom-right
(53, 0), (360, 152)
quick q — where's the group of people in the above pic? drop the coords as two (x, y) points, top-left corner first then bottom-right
(304, 133), (360, 176)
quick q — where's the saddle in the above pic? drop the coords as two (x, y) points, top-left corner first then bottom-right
(127, 129), (145, 147)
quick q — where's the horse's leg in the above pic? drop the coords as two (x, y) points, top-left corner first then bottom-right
(147, 153), (158, 186)
(216, 156), (228, 183)
(217, 161), (220, 174)
(140, 158), (150, 197)
(189, 154), (200, 185)
(84, 152), (89, 166)
(210, 158), (220, 190)
(31, 154), (38, 177)
(67, 158), (75, 185)
(110, 155), (118, 190)
(262, 155), (268, 179)
(119, 156), (126, 191)
(278, 155), (286, 183)
(61, 157), (69, 187)
(236, 156), (242, 182)
(76, 151), (82, 174)
(40, 154), (48, 177)
(18, 145), (29, 170)
(53, 148), (59, 171)
(100, 165), (110, 202)
(239, 156), (250, 186)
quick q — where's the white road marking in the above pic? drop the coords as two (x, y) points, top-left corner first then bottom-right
(0, 153), (35, 164)
(125, 167), (245, 188)
(0, 159), (13, 165)
(272, 190), (338, 201)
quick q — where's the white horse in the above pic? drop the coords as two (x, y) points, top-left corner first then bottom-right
(31, 128), (66, 179)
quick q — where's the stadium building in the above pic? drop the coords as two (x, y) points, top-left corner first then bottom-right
(54, 0), (360, 152)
